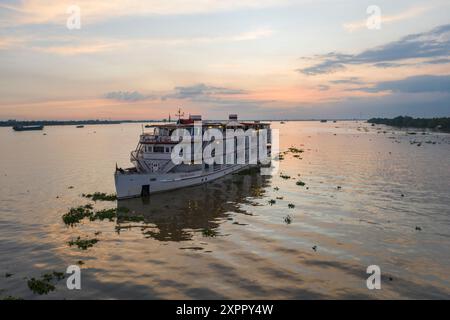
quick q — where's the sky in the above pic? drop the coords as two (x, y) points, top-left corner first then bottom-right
(0, 0), (449, 120)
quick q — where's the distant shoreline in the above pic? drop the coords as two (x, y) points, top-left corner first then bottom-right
(368, 116), (450, 132)
(1, 119), (364, 127)
(0, 120), (160, 127)
(2, 117), (449, 129)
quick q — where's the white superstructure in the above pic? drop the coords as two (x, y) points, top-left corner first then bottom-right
(114, 114), (271, 199)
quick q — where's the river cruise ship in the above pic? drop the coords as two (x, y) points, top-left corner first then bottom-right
(114, 114), (271, 199)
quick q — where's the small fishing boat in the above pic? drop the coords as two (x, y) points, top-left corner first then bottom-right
(320, 120), (327, 123)
(13, 125), (44, 131)
(76, 125), (85, 128)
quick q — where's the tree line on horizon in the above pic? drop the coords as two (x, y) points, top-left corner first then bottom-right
(367, 116), (450, 132)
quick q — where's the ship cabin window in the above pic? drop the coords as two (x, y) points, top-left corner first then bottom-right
(165, 147), (170, 153)
(153, 146), (165, 153)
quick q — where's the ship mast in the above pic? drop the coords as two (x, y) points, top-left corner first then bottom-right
(175, 108), (184, 121)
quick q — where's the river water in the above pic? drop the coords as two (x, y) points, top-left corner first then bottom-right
(0, 121), (449, 299)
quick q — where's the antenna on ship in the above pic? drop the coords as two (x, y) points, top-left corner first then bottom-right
(175, 108), (184, 121)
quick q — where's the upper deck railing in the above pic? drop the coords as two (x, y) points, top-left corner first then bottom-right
(140, 134), (174, 144)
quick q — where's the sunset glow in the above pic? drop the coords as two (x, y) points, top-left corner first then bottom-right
(1, 0), (449, 119)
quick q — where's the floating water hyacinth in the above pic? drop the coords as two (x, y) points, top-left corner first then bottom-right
(284, 215), (292, 224)
(90, 208), (117, 221)
(62, 205), (94, 226)
(27, 278), (55, 295)
(82, 192), (117, 202)
(288, 147), (304, 153)
(117, 213), (145, 223)
(202, 228), (218, 237)
(68, 237), (99, 250)
(27, 271), (66, 295)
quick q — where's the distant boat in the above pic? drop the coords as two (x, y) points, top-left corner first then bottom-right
(13, 125), (44, 131)
(76, 125), (85, 128)
(280, 121), (285, 124)
(320, 120), (327, 123)
(145, 124), (152, 128)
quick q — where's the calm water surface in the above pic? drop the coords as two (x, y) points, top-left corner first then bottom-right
(0, 121), (449, 299)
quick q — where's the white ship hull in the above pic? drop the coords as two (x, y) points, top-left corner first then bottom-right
(115, 164), (255, 199)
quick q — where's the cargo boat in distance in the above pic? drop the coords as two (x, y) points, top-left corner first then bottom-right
(12, 125), (44, 131)
(115, 114), (272, 199)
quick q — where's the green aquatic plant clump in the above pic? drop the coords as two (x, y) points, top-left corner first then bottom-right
(88, 207), (132, 222)
(202, 228), (218, 237)
(284, 215), (293, 224)
(26, 271), (66, 295)
(82, 192), (117, 202)
(27, 278), (56, 295)
(117, 214), (144, 223)
(62, 205), (94, 226)
(68, 237), (99, 250)
(51, 271), (65, 281)
(296, 180), (306, 186)
(288, 147), (304, 153)
(90, 208), (117, 221)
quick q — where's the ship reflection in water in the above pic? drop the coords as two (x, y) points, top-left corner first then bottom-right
(117, 171), (270, 242)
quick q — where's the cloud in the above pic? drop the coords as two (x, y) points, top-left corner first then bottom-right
(1, 0), (290, 26)
(104, 91), (155, 102)
(34, 42), (124, 55)
(103, 84), (272, 109)
(329, 77), (364, 85)
(343, 6), (431, 32)
(372, 62), (405, 68)
(0, 27), (274, 55)
(348, 75), (450, 93)
(298, 24), (450, 75)
(163, 84), (247, 100)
